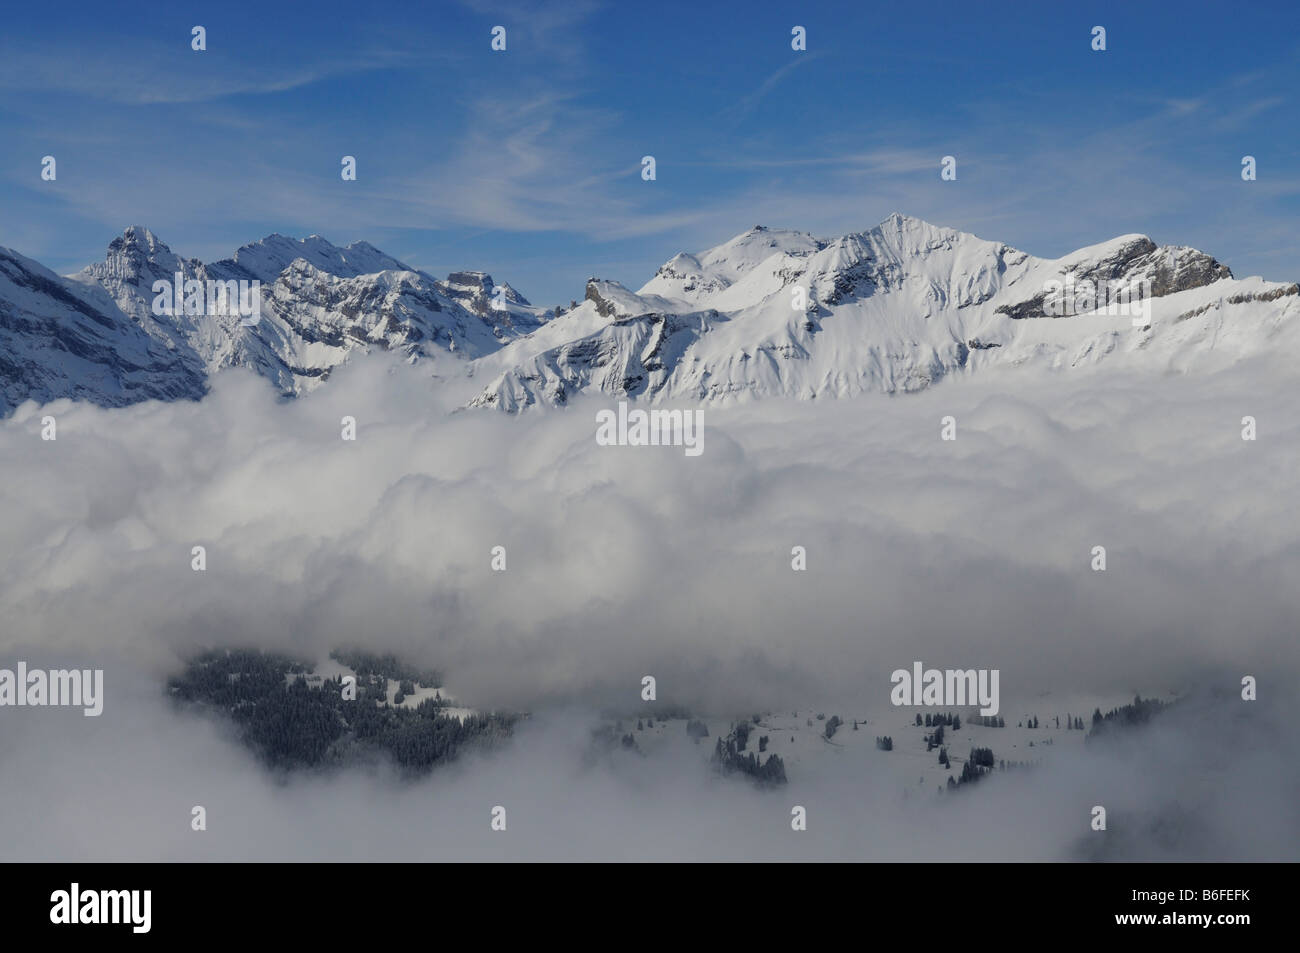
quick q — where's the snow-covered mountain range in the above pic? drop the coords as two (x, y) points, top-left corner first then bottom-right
(0, 227), (544, 415)
(468, 213), (1298, 410)
(3, 215), (1296, 416)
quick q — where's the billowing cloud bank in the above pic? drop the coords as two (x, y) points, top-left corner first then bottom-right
(1, 352), (1297, 860)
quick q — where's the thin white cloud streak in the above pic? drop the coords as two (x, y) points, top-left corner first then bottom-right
(720, 54), (820, 125)
(0, 41), (413, 104)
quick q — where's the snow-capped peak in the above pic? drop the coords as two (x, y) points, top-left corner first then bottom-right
(114, 225), (169, 255)
(214, 233), (413, 284)
(638, 225), (825, 307)
(92, 226), (192, 281)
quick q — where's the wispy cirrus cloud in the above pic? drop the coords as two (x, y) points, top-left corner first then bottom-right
(0, 40), (414, 104)
(720, 54), (821, 126)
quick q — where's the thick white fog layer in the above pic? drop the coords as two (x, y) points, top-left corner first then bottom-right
(1, 353), (1297, 860)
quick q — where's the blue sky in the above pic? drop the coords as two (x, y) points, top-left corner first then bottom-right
(2, 0), (1297, 306)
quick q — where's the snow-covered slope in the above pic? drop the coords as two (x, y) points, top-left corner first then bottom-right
(467, 214), (1296, 411)
(637, 225), (826, 308)
(0, 244), (206, 415)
